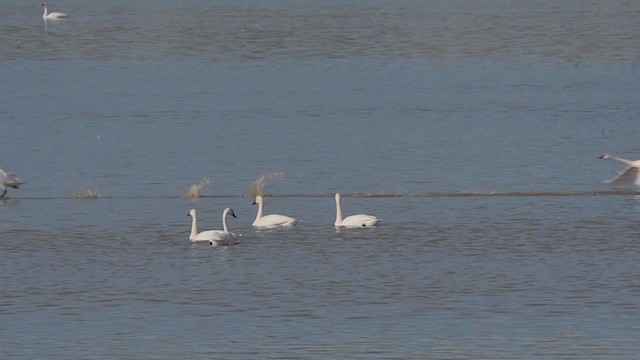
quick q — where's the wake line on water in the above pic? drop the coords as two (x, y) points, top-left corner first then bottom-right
(8, 189), (640, 200)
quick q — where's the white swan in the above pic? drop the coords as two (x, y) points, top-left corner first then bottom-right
(0, 169), (24, 198)
(209, 208), (240, 246)
(42, 0), (67, 19)
(252, 195), (299, 228)
(334, 192), (381, 227)
(599, 153), (640, 185)
(188, 208), (239, 246)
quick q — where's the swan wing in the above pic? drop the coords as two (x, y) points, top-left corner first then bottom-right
(253, 214), (299, 228)
(339, 214), (381, 227)
(606, 166), (639, 184)
(362, 217), (382, 227)
(211, 231), (233, 241)
(210, 231), (238, 246)
(47, 12), (68, 18)
(191, 229), (224, 242)
(0, 170), (23, 188)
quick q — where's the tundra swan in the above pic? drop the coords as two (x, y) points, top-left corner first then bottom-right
(599, 153), (640, 185)
(188, 208), (239, 245)
(42, 0), (67, 19)
(0, 169), (24, 198)
(209, 208), (240, 246)
(252, 195), (299, 228)
(334, 192), (381, 227)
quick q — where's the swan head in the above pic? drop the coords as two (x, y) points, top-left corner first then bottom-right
(599, 153), (612, 159)
(210, 238), (235, 247)
(187, 208), (197, 217)
(335, 192), (342, 201)
(252, 195), (264, 206)
(224, 208), (237, 218)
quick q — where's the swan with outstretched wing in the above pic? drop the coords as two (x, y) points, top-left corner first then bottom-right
(599, 153), (640, 185)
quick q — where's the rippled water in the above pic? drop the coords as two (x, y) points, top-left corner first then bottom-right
(2, 0), (640, 359)
(4, 0), (640, 65)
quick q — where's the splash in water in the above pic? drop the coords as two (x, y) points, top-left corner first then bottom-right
(0, 169), (24, 198)
(185, 178), (210, 199)
(250, 172), (284, 199)
(75, 186), (102, 199)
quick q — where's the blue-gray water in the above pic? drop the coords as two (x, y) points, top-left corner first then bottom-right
(2, 1), (640, 359)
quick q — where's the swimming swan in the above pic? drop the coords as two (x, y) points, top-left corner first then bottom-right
(188, 208), (239, 246)
(599, 153), (640, 185)
(0, 169), (24, 198)
(42, 0), (67, 19)
(334, 192), (381, 227)
(252, 195), (299, 228)
(209, 208), (240, 246)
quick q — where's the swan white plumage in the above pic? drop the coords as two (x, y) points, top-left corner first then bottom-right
(208, 208), (240, 246)
(334, 192), (381, 227)
(252, 195), (299, 228)
(0, 169), (24, 198)
(188, 208), (239, 246)
(42, 0), (67, 19)
(599, 153), (640, 185)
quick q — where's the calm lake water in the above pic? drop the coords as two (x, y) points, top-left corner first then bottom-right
(2, 0), (640, 359)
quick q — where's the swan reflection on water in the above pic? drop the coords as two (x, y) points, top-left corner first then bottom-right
(42, 0), (67, 34)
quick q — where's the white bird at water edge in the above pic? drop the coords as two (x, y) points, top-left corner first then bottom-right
(0, 169), (24, 198)
(334, 192), (381, 228)
(599, 153), (640, 186)
(252, 195), (299, 228)
(42, 0), (67, 19)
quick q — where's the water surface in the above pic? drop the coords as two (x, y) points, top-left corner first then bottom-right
(1, 1), (640, 358)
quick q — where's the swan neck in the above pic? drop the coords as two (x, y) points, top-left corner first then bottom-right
(611, 156), (634, 166)
(190, 214), (198, 238)
(335, 196), (343, 225)
(43, 6), (48, 17)
(255, 199), (264, 222)
(222, 212), (229, 233)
